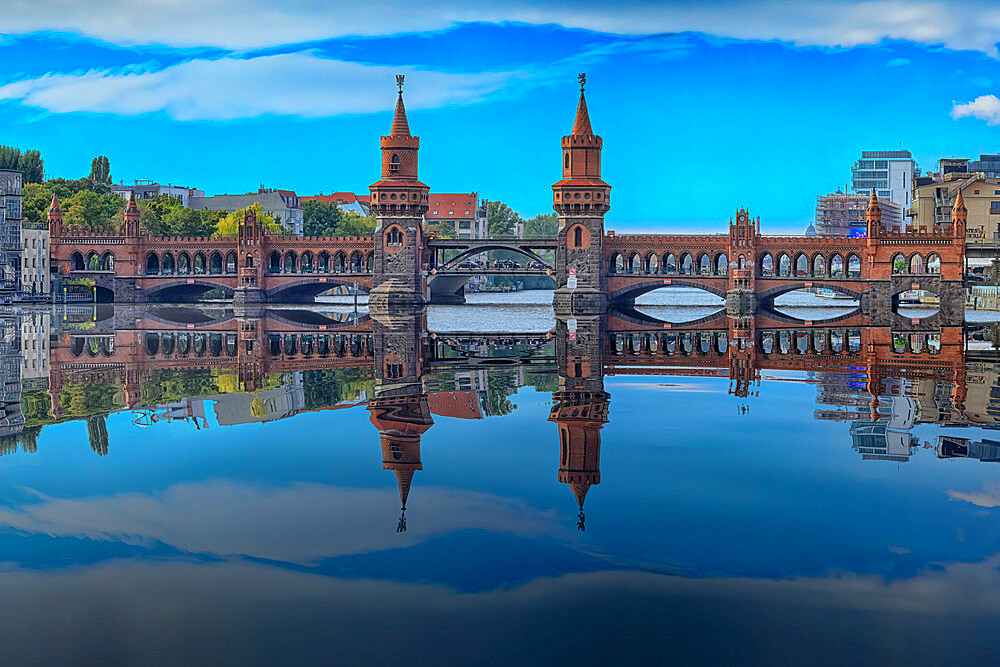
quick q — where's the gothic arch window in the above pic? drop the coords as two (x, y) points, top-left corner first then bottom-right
(161, 252), (175, 275)
(830, 254), (844, 277)
(208, 251), (223, 275)
(178, 252), (191, 275)
(86, 251), (99, 270)
(715, 253), (728, 275)
(389, 154), (400, 172)
(812, 254), (826, 277)
(283, 251), (298, 273)
(626, 252), (640, 274)
(609, 252), (623, 274)
(365, 252), (374, 272)
(301, 251), (314, 273)
(317, 251), (330, 273)
(663, 253), (676, 274)
(564, 153), (570, 169)
(350, 251), (363, 272)
(245, 254), (254, 269)
(71, 251), (85, 271)
(698, 253), (711, 276)
(333, 252), (347, 273)
(386, 226), (404, 246)
(909, 253), (925, 274)
(926, 253), (941, 274)
(892, 253), (906, 274)
(847, 254), (862, 278)
(145, 253), (160, 275)
(573, 225), (583, 247)
(194, 252), (206, 274)
(680, 253), (694, 275)
(777, 254), (791, 277)
(225, 251), (237, 273)
(644, 253), (659, 274)
(760, 253), (774, 276)
(794, 253), (809, 277)
(100, 252), (115, 272)
(268, 251), (281, 273)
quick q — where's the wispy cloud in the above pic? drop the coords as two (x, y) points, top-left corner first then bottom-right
(0, 52), (517, 121)
(946, 482), (1000, 508)
(3, 1), (1000, 55)
(952, 94), (1000, 126)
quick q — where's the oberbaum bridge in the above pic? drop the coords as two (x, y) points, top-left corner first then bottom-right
(44, 74), (968, 329)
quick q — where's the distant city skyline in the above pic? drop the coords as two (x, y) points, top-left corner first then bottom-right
(3, 2), (1000, 232)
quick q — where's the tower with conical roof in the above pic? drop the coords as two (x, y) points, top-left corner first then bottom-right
(47, 193), (63, 237)
(865, 188), (881, 238)
(952, 189), (967, 239)
(369, 75), (430, 311)
(553, 73), (611, 315)
(123, 191), (141, 238)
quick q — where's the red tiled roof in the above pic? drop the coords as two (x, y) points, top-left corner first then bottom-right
(427, 390), (483, 420)
(302, 192), (372, 205)
(426, 192), (477, 220)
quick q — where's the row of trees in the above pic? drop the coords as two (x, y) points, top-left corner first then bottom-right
(302, 200), (375, 237)
(0, 145), (44, 184)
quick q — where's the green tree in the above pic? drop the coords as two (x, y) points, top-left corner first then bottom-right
(303, 199), (345, 236)
(22, 183), (55, 229)
(486, 199), (521, 237)
(0, 145), (21, 170)
(88, 155), (111, 186)
(18, 150), (43, 183)
(164, 207), (216, 237)
(523, 212), (558, 238)
(428, 221), (457, 239)
(338, 212), (376, 236)
(214, 203), (283, 237)
(63, 190), (120, 230)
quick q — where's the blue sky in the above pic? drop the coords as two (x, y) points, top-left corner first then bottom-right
(3, 1), (1000, 232)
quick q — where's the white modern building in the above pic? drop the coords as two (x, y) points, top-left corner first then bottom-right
(20, 228), (49, 296)
(20, 311), (49, 386)
(850, 150), (918, 229)
(112, 179), (205, 207)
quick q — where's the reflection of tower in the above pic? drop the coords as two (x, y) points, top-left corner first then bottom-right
(236, 313), (265, 392)
(368, 308), (432, 531)
(550, 317), (609, 530)
(553, 73), (611, 316)
(369, 76), (430, 311)
(727, 315), (758, 400)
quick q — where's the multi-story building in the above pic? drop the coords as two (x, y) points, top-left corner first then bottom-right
(0, 169), (23, 298)
(20, 229), (49, 296)
(815, 191), (903, 236)
(20, 310), (49, 389)
(111, 179), (205, 206)
(969, 155), (1000, 179)
(426, 193), (489, 239)
(850, 150), (918, 228)
(301, 192), (372, 216)
(0, 314), (23, 443)
(188, 188), (303, 235)
(911, 173), (1000, 241)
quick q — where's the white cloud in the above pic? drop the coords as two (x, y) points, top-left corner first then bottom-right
(0, 52), (516, 121)
(3, 1), (1000, 55)
(952, 95), (1000, 126)
(946, 481), (1000, 507)
(0, 480), (563, 564)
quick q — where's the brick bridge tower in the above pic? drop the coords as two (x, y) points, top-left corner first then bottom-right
(553, 73), (611, 316)
(549, 316), (609, 531)
(726, 208), (758, 316)
(233, 207), (267, 305)
(369, 75), (430, 312)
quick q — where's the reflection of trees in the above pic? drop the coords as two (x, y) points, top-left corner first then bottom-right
(486, 371), (519, 416)
(141, 368), (232, 403)
(302, 369), (374, 410)
(87, 415), (109, 456)
(59, 380), (123, 416)
(21, 390), (53, 425)
(0, 427), (42, 456)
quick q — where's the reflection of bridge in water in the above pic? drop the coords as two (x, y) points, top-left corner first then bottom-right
(28, 304), (1000, 533)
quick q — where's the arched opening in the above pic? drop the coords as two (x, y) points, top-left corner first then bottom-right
(209, 252), (222, 275)
(927, 253), (941, 274)
(100, 252), (114, 271)
(760, 254), (774, 277)
(301, 251), (314, 273)
(830, 254), (844, 278)
(317, 251), (330, 273)
(698, 253), (711, 276)
(573, 226), (583, 247)
(644, 253), (659, 274)
(609, 253), (623, 274)
(680, 253), (694, 275)
(71, 251), (85, 271)
(847, 254), (861, 278)
(161, 252), (175, 275)
(225, 251), (237, 274)
(812, 254), (825, 277)
(794, 253), (809, 277)
(892, 253), (906, 274)
(663, 253), (676, 274)
(178, 253), (190, 275)
(87, 252), (99, 270)
(283, 251), (297, 273)
(386, 226), (404, 246)
(390, 154), (400, 172)
(350, 251), (363, 273)
(896, 287), (939, 319)
(715, 253), (728, 275)
(909, 253), (924, 274)
(145, 333), (159, 355)
(194, 253), (206, 274)
(145, 253), (160, 275)
(244, 254), (253, 269)
(564, 153), (569, 169)
(777, 254), (791, 277)
(365, 252), (374, 272)
(626, 252), (640, 274)
(334, 252), (347, 273)
(633, 285), (726, 322)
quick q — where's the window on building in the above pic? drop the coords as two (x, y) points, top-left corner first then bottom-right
(991, 201), (1000, 215)
(458, 221), (471, 229)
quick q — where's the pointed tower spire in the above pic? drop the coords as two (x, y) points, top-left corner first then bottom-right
(572, 73), (593, 136)
(952, 188), (967, 239)
(865, 187), (882, 237)
(390, 92), (411, 137)
(953, 189), (967, 211)
(125, 190), (138, 212)
(49, 193), (61, 213)
(123, 190), (141, 237)
(47, 192), (63, 237)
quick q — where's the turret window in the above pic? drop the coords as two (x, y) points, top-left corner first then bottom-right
(389, 154), (400, 172)
(564, 153), (569, 169)
(386, 227), (404, 246)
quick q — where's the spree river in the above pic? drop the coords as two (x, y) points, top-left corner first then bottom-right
(3, 291), (1000, 664)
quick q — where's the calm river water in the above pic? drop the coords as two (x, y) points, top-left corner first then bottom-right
(2, 290), (1000, 664)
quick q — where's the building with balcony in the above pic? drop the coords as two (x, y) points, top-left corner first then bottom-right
(111, 179), (205, 206)
(850, 150), (918, 228)
(912, 174), (1000, 241)
(0, 170), (23, 299)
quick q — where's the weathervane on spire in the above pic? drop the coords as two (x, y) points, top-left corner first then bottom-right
(578, 72), (586, 92)
(396, 74), (405, 94)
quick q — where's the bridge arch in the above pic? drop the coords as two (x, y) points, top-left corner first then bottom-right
(143, 279), (235, 303)
(811, 253), (826, 277)
(777, 253), (791, 276)
(266, 276), (368, 304)
(438, 243), (551, 270)
(715, 253), (728, 275)
(607, 279), (728, 304)
(760, 253), (774, 276)
(679, 253), (694, 275)
(663, 253), (676, 274)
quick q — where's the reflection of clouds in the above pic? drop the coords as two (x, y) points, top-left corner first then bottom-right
(3, 557), (1000, 662)
(0, 481), (562, 564)
(946, 482), (1000, 508)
